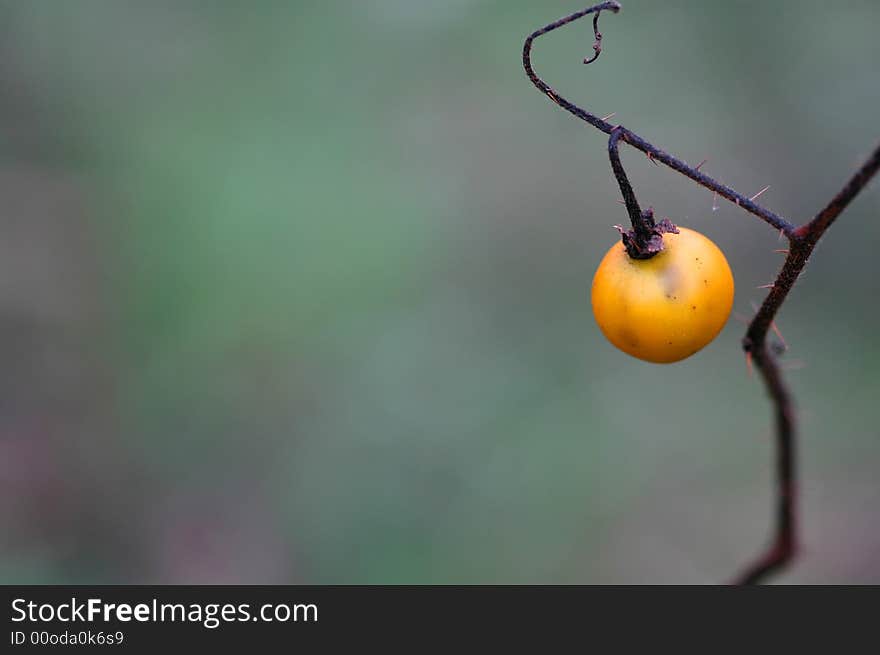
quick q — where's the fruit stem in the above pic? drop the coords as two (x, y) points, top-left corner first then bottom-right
(609, 127), (678, 258)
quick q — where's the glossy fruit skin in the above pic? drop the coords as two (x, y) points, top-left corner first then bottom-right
(591, 227), (734, 363)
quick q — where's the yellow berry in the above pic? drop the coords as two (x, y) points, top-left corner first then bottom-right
(591, 227), (735, 363)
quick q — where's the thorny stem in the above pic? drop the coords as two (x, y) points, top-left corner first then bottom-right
(735, 144), (880, 584)
(522, 2), (795, 235)
(523, 2), (880, 584)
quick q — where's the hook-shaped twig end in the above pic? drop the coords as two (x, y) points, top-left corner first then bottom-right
(582, 5), (620, 65)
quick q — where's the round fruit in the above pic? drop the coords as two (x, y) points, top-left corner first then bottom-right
(590, 226), (734, 363)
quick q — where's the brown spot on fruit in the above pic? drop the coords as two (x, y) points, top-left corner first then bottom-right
(619, 326), (639, 348)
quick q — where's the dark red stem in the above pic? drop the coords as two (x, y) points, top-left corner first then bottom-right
(734, 144), (880, 584)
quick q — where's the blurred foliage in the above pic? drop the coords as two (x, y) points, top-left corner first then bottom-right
(0, 0), (878, 583)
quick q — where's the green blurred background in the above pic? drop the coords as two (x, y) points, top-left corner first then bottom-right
(0, 0), (877, 584)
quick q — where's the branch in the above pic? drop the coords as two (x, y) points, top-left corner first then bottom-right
(523, 3), (880, 584)
(798, 145), (880, 240)
(734, 142), (880, 584)
(522, 2), (795, 234)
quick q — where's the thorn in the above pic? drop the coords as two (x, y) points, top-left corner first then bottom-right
(745, 351), (753, 377)
(770, 320), (787, 350)
(778, 228), (785, 241)
(616, 199), (626, 205)
(749, 185), (771, 201)
(774, 249), (789, 254)
(546, 90), (559, 104)
(600, 112), (616, 122)
(695, 159), (708, 172)
(757, 283), (775, 289)
(646, 151), (659, 166)
(711, 191), (719, 212)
